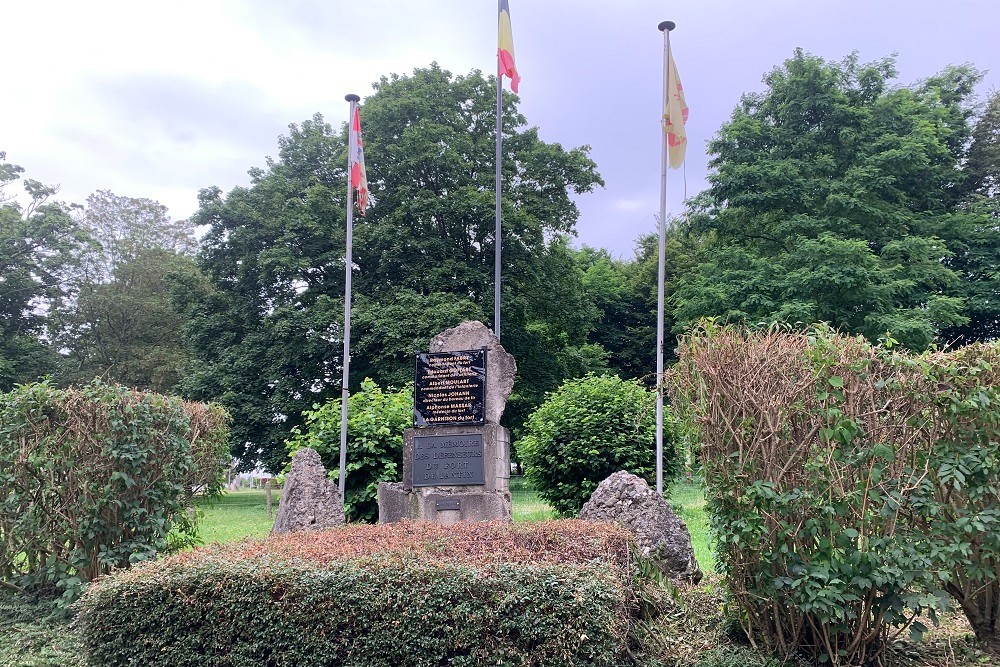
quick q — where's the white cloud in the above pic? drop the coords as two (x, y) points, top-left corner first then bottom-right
(613, 198), (647, 212)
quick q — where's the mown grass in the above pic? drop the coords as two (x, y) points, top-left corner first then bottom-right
(670, 475), (714, 571)
(510, 476), (559, 522)
(195, 489), (280, 543)
(195, 479), (559, 545)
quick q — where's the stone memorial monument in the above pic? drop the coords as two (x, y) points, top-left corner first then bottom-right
(378, 321), (516, 525)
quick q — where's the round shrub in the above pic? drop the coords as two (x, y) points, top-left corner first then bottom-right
(285, 379), (411, 523)
(518, 374), (679, 515)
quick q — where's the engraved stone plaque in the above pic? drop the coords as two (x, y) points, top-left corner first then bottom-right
(411, 433), (485, 487)
(414, 349), (486, 426)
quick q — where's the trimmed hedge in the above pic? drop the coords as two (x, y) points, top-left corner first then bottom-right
(76, 521), (635, 667)
(0, 379), (229, 601)
(668, 323), (1000, 663)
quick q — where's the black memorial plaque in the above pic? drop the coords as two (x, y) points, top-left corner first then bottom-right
(414, 349), (486, 427)
(412, 433), (485, 487)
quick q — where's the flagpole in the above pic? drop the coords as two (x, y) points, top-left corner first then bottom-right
(655, 20), (675, 496)
(494, 6), (503, 342)
(338, 93), (360, 499)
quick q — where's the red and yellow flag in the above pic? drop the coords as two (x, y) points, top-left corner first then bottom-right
(662, 42), (688, 169)
(498, 0), (520, 92)
(349, 106), (369, 214)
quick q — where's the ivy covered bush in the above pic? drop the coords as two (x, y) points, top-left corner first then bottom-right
(518, 374), (679, 516)
(0, 379), (229, 601)
(76, 521), (636, 667)
(668, 323), (1000, 664)
(902, 343), (1000, 644)
(286, 379), (411, 522)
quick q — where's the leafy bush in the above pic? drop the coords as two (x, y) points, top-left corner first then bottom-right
(0, 379), (229, 601)
(0, 591), (84, 666)
(901, 343), (1000, 643)
(180, 401), (231, 497)
(76, 521), (635, 667)
(286, 379), (411, 522)
(668, 323), (1000, 663)
(669, 325), (933, 665)
(518, 374), (677, 516)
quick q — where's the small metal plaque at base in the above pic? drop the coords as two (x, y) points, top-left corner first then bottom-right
(435, 499), (461, 511)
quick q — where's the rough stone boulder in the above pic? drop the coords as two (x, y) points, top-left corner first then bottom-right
(271, 448), (345, 534)
(429, 321), (516, 424)
(580, 471), (702, 583)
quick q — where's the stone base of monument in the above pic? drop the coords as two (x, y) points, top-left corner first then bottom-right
(377, 483), (512, 525)
(377, 424), (512, 524)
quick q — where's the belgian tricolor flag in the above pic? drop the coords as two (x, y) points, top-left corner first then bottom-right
(498, 0), (520, 92)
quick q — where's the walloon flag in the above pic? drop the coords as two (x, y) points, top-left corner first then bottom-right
(654, 21), (689, 495)
(662, 40), (688, 169)
(494, 0), (521, 340)
(338, 93), (364, 497)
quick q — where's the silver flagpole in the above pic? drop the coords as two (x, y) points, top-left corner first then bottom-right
(494, 3), (503, 342)
(339, 93), (360, 499)
(655, 21), (675, 495)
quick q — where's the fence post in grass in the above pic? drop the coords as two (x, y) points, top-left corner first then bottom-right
(266, 478), (273, 517)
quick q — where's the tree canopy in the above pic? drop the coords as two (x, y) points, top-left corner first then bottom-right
(58, 191), (200, 393)
(941, 89), (1000, 343)
(0, 153), (86, 389)
(2, 51), (994, 474)
(672, 51), (993, 350)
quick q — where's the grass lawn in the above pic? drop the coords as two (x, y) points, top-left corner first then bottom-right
(195, 489), (280, 543)
(509, 476), (559, 522)
(195, 479), (559, 545)
(669, 476), (714, 571)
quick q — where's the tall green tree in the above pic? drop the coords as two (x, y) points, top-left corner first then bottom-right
(349, 290), (484, 389)
(179, 65), (604, 471)
(76, 190), (197, 280)
(0, 152), (86, 389)
(962, 89), (1000, 199)
(940, 90), (1000, 344)
(354, 65), (605, 427)
(58, 191), (199, 393)
(179, 115), (347, 472)
(673, 52), (985, 351)
(574, 225), (701, 383)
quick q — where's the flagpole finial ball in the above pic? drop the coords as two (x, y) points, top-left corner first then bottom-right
(345, 94), (361, 103)
(658, 21), (676, 32)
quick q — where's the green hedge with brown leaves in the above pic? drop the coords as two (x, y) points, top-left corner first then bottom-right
(668, 323), (1000, 665)
(76, 521), (636, 667)
(0, 379), (229, 601)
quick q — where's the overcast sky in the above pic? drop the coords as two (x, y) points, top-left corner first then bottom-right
(3, 0), (997, 257)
